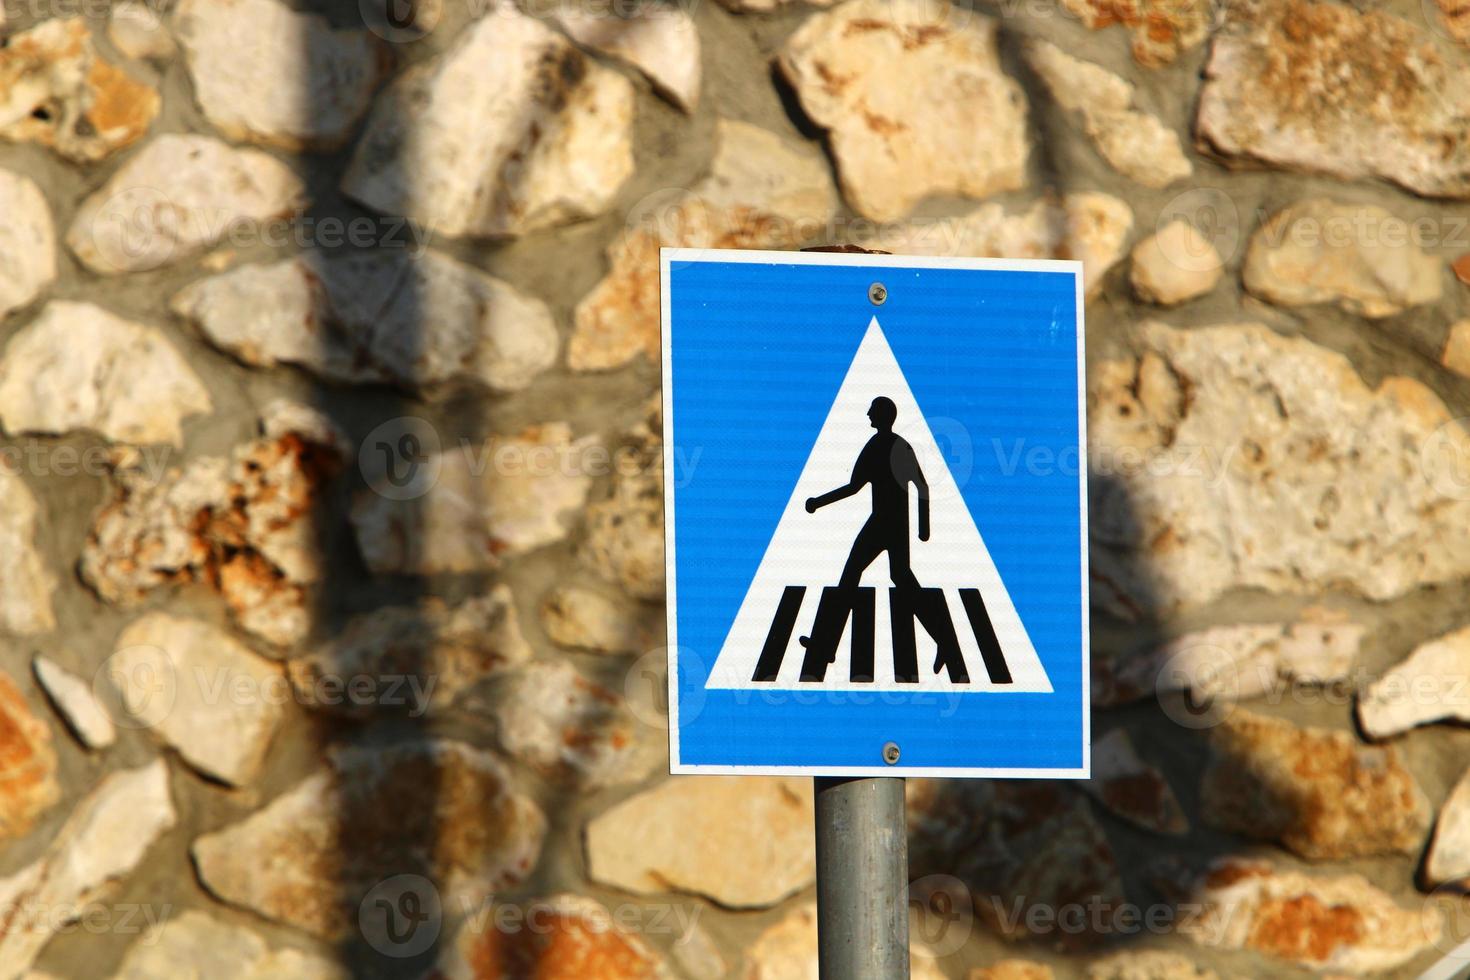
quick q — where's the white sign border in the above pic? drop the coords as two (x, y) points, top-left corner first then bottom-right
(660, 246), (1090, 779)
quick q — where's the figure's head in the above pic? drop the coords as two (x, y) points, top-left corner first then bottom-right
(867, 396), (897, 431)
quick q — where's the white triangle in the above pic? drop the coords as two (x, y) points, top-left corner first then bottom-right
(705, 318), (1052, 693)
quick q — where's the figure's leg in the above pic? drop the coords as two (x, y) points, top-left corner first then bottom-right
(837, 522), (884, 589)
(886, 533), (920, 593)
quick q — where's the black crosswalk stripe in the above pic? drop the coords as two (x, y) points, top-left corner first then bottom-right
(752, 586), (1014, 685)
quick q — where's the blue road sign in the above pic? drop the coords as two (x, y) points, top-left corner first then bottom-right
(661, 248), (1088, 778)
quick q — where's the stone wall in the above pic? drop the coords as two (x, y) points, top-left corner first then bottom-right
(0, 0), (1468, 977)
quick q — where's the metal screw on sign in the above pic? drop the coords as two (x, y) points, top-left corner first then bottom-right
(869, 282), (888, 306)
(882, 742), (900, 765)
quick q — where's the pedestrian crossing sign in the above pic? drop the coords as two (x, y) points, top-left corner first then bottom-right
(661, 248), (1088, 778)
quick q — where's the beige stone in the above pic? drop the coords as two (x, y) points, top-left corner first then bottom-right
(494, 662), (654, 788)
(1197, 0), (1470, 198)
(0, 18), (159, 163)
(81, 402), (349, 648)
(908, 780), (1124, 948)
(287, 587), (529, 718)
(971, 962), (1055, 980)
(0, 761), (175, 975)
(0, 170), (55, 320)
(32, 655), (114, 751)
(113, 910), (348, 980)
(172, 249), (557, 394)
(343, 1), (634, 238)
(1130, 220), (1223, 305)
(1060, 0), (1213, 66)
(1086, 951), (1220, 979)
(193, 740), (545, 939)
(1357, 624), (1470, 738)
(1243, 199), (1442, 318)
(107, 614), (284, 785)
(741, 903), (947, 980)
(716, 0), (838, 9)
(0, 467), (57, 636)
(1025, 41), (1190, 188)
(541, 585), (644, 654)
(1080, 729), (1187, 835)
(587, 776), (814, 908)
(554, 6), (699, 112)
(570, 118), (836, 371)
(1441, 320), (1470, 378)
(1090, 322), (1470, 615)
(351, 423), (593, 575)
(174, 0), (389, 150)
(1179, 857), (1442, 973)
(437, 894), (672, 980)
(1426, 766), (1470, 888)
(68, 134), (306, 275)
(778, 0), (1028, 222)
(1093, 610), (1363, 707)
(864, 193), (1133, 299)
(1201, 709), (1429, 860)
(108, 0), (177, 61)
(0, 302), (210, 446)
(0, 671), (59, 840)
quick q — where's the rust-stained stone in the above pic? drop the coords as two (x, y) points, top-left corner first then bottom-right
(193, 740), (546, 939)
(778, 0), (1028, 222)
(434, 894), (671, 980)
(1200, 709), (1430, 860)
(1176, 857), (1441, 973)
(0, 670), (59, 840)
(1455, 254), (1470, 286)
(582, 401), (665, 599)
(1059, 0), (1214, 66)
(0, 18), (159, 163)
(0, 464), (57, 636)
(80, 402), (349, 649)
(1080, 729), (1188, 836)
(908, 780), (1125, 949)
(1436, 0), (1470, 43)
(493, 661), (655, 789)
(1197, 0), (1470, 198)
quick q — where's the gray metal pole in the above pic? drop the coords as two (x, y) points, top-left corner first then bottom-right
(814, 776), (909, 979)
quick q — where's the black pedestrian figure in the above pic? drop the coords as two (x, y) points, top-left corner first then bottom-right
(805, 396), (928, 589)
(798, 397), (968, 681)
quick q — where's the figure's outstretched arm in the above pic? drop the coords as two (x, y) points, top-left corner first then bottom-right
(806, 481), (861, 513)
(914, 464), (930, 541)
